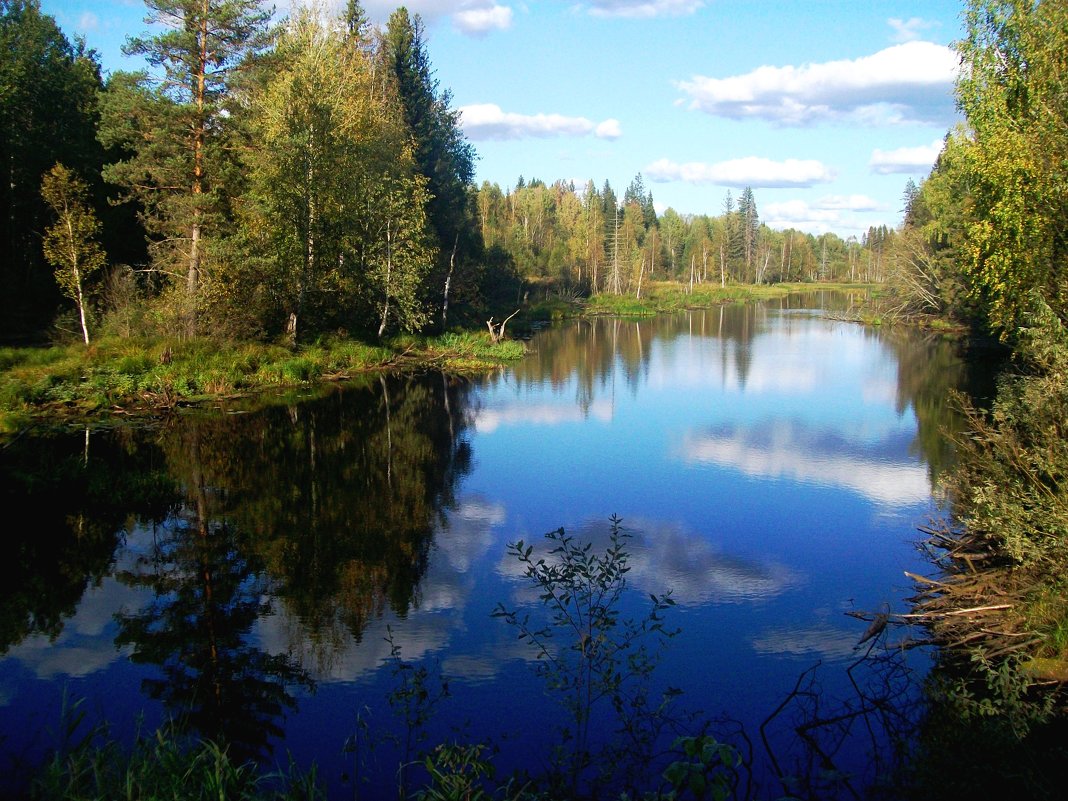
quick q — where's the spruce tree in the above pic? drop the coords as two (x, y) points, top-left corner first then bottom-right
(382, 8), (476, 326)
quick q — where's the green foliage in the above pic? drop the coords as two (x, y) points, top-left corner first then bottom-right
(660, 735), (739, 801)
(415, 743), (498, 801)
(99, 0), (272, 333)
(383, 6), (478, 321)
(0, 0), (105, 337)
(234, 7), (435, 343)
(945, 297), (1068, 570)
(493, 517), (680, 797)
(476, 178), (879, 292)
(382, 627), (451, 799)
(916, 0), (1068, 338)
(904, 653), (1068, 801)
(41, 163), (107, 344)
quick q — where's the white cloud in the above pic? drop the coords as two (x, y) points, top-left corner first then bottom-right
(330, 2), (514, 36)
(763, 201), (844, 232)
(676, 41), (959, 126)
(869, 139), (943, 174)
(460, 103), (622, 141)
(495, 517), (796, 606)
(586, 0), (704, 18)
(761, 199), (888, 237)
(453, 3), (514, 35)
(888, 16), (937, 43)
(595, 118), (623, 139)
(760, 195), (885, 235)
(645, 156), (835, 188)
(474, 399), (613, 432)
(813, 194), (884, 212)
(77, 11), (100, 32)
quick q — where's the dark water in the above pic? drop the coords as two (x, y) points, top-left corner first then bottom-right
(0, 295), (981, 797)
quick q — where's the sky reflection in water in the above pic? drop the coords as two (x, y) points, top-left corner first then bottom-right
(0, 295), (969, 796)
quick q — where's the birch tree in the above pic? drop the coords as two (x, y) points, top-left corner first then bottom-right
(41, 163), (106, 344)
(240, 8), (431, 342)
(1, 0), (104, 336)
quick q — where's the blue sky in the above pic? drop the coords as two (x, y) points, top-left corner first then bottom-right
(41, 0), (965, 237)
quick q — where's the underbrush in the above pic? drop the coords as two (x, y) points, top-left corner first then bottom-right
(909, 298), (1068, 717)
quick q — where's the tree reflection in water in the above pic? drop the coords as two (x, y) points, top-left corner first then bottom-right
(0, 428), (177, 653)
(113, 372), (476, 758)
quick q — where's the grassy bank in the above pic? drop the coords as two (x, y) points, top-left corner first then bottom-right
(0, 331), (525, 432)
(526, 280), (874, 321)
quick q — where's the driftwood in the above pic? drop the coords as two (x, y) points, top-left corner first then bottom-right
(900, 520), (1051, 673)
(486, 309), (520, 344)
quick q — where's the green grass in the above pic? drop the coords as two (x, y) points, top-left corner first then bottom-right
(31, 722), (320, 801)
(522, 280), (874, 321)
(525, 296), (580, 322)
(0, 282), (871, 428)
(0, 331), (526, 428)
(583, 280), (874, 316)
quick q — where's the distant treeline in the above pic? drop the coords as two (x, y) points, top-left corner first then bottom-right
(476, 176), (895, 293)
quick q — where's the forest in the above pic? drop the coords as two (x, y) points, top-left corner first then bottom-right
(1, 0), (891, 353)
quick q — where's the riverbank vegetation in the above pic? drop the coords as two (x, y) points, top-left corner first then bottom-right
(872, 0), (1068, 772)
(0, 331), (524, 431)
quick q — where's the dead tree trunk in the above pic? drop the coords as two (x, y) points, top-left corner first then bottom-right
(486, 309), (520, 343)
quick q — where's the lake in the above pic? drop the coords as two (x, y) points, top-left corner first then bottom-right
(0, 293), (982, 798)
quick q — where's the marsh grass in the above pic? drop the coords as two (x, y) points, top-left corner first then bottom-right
(583, 281), (872, 317)
(0, 332), (524, 428)
(29, 699), (321, 801)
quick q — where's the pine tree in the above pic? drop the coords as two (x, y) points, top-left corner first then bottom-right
(99, 0), (271, 335)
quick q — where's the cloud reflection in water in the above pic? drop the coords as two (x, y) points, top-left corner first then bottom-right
(680, 419), (931, 506)
(495, 517), (797, 607)
(473, 400), (613, 433)
(750, 623), (860, 662)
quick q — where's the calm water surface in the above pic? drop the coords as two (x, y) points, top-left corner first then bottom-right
(0, 294), (977, 797)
